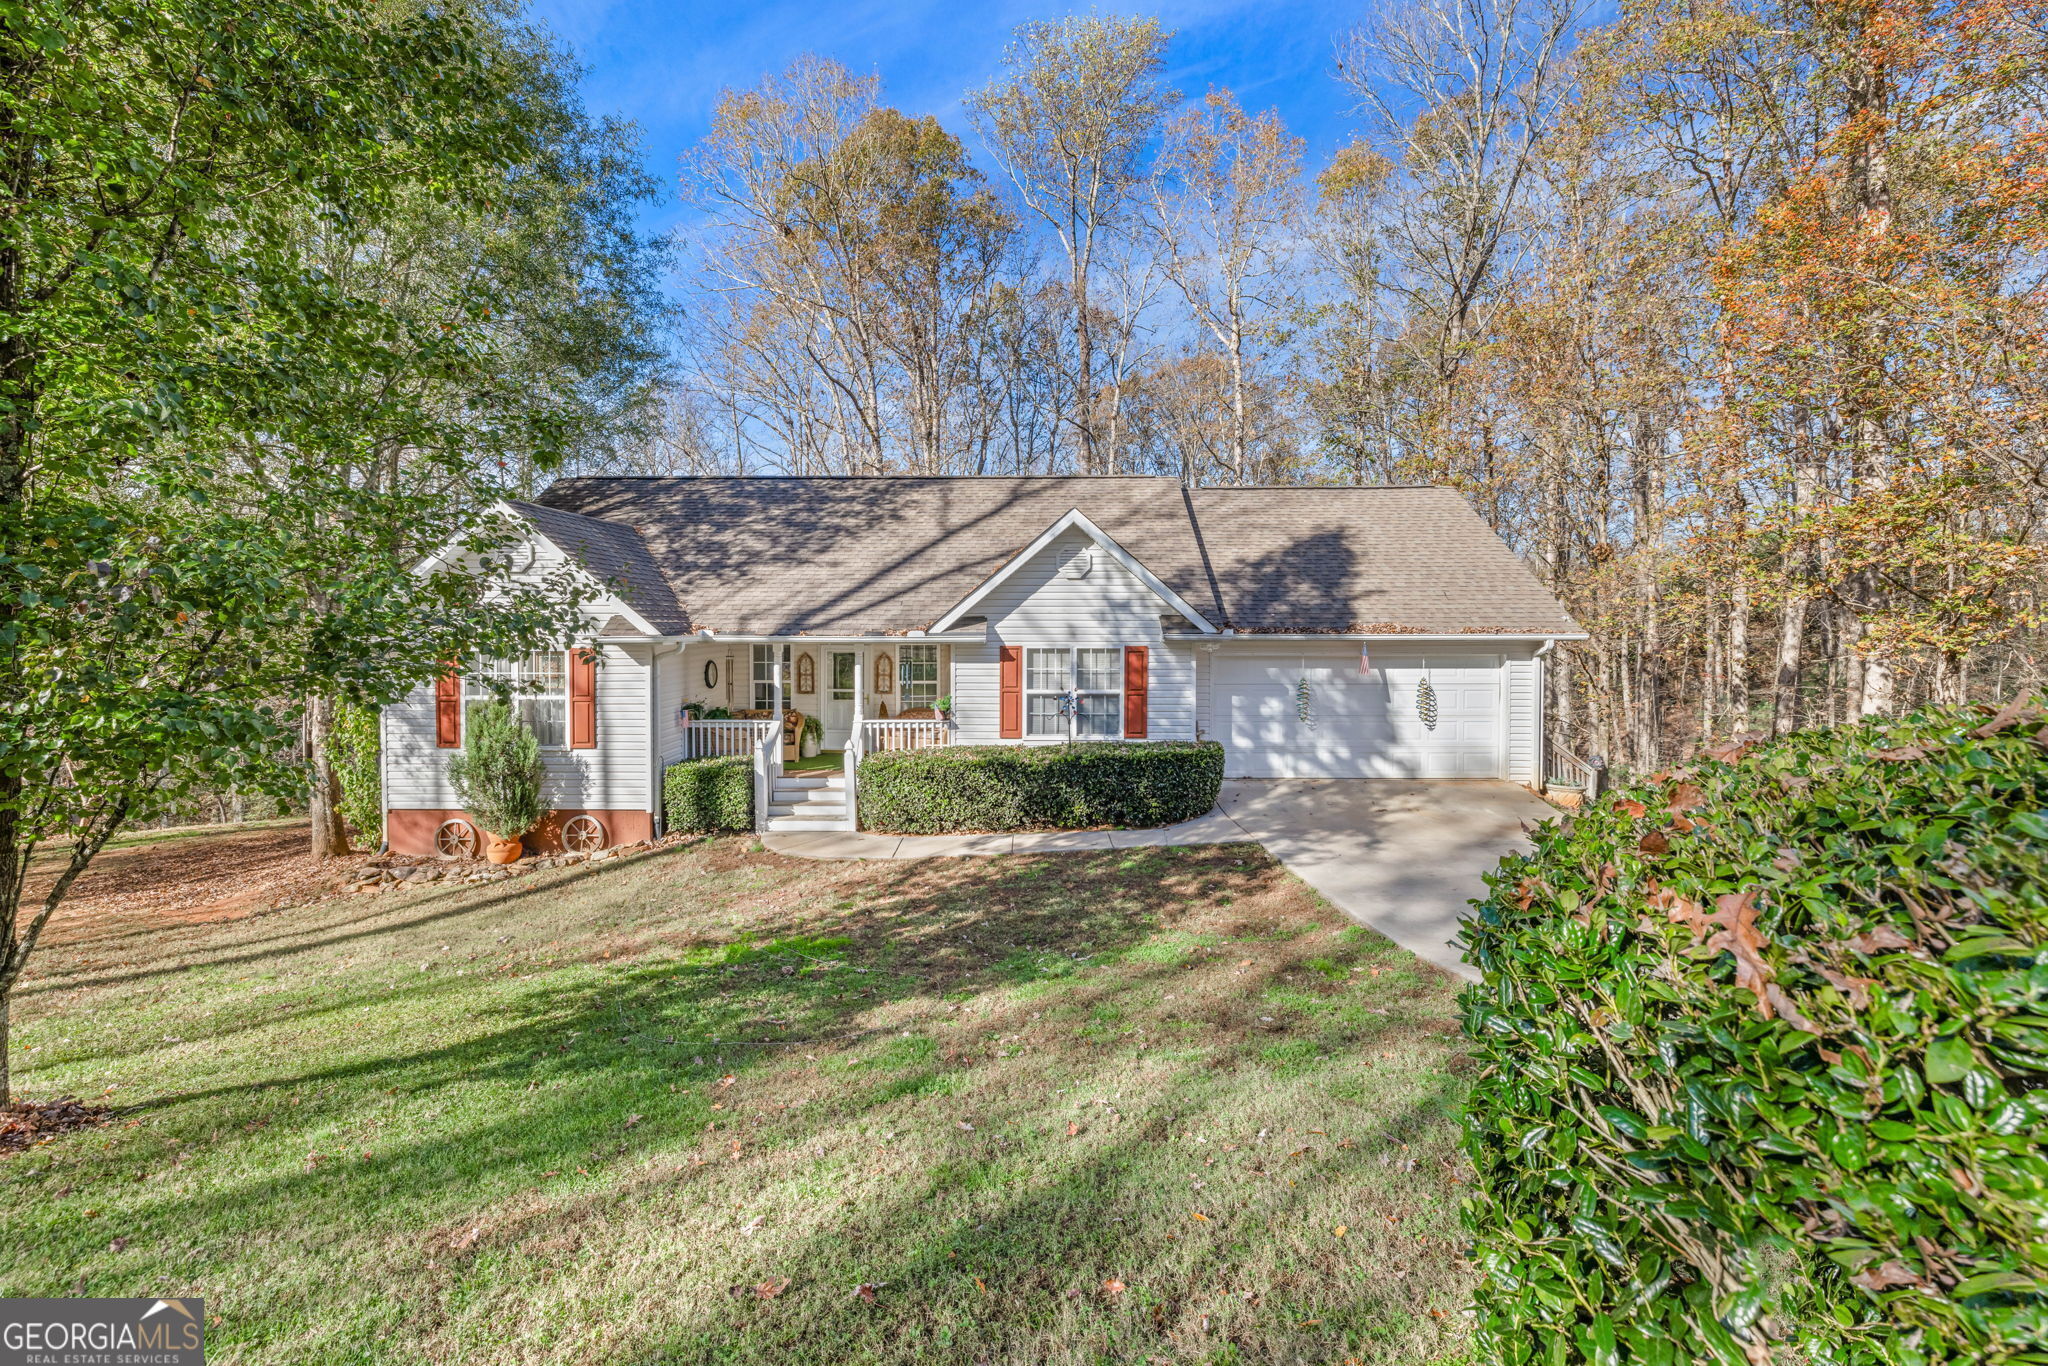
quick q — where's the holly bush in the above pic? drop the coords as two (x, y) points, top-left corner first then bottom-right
(1460, 699), (2048, 1364)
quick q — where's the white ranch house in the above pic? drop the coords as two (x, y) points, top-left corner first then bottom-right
(381, 476), (1584, 854)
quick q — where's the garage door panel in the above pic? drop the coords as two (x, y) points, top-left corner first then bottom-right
(1216, 652), (1501, 779)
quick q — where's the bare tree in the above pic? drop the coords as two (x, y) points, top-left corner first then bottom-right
(1150, 89), (1307, 484)
(968, 14), (1175, 472)
(1340, 0), (1582, 392)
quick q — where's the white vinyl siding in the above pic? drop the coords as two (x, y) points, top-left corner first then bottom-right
(386, 640), (653, 812)
(1504, 653), (1538, 785)
(949, 527), (1197, 745)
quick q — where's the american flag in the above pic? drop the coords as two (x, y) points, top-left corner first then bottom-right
(1359, 643), (1373, 676)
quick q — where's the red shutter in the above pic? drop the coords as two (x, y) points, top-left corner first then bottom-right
(434, 663), (462, 748)
(1123, 646), (1149, 738)
(569, 648), (598, 749)
(999, 645), (1023, 739)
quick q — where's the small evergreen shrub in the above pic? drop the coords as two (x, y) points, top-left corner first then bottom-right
(1461, 700), (2048, 1364)
(858, 741), (1223, 834)
(445, 701), (548, 839)
(664, 755), (752, 833)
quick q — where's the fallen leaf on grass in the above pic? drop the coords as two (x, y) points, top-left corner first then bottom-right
(623, 1113), (643, 1130)
(451, 1227), (482, 1252)
(1638, 830), (1670, 855)
(1333, 1225), (1347, 1238)
(853, 1283), (879, 1303)
(1066, 1122), (1080, 1137)
(1191, 1211), (1209, 1222)
(1102, 1278), (1126, 1297)
(754, 1277), (788, 1299)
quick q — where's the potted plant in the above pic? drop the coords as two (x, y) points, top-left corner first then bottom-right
(935, 694), (953, 721)
(445, 700), (550, 863)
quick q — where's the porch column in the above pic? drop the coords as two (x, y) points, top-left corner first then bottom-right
(851, 649), (865, 747)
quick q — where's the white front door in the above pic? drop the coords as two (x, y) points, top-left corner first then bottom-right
(1215, 651), (1502, 779)
(822, 651), (857, 749)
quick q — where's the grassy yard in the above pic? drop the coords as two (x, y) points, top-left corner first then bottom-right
(1, 827), (1476, 1365)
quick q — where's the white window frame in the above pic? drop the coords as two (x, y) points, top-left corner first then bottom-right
(752, 644), (791, 711)
(899, 644), (939, 710)
(1024, 646), (1122, 740)
(465, 651), (569, 749)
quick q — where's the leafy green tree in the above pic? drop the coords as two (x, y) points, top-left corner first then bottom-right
(0, 0), (593, 1102)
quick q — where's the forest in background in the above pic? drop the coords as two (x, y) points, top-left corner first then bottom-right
(589, 0), (2048, 773)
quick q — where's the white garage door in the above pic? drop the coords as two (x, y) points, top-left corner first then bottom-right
(1215, 652), (1502, 779)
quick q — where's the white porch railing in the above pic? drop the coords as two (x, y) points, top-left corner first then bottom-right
(860, 719), (952, 754)
(682, 718), (776, 759)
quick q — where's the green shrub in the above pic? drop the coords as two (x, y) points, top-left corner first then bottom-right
(445, 701), (549, 839)
(1460, 700), (2048, 1364)
(664, 755), (752, 833)
(858, 741), (1222, 834)
(329, 700), (382, 845)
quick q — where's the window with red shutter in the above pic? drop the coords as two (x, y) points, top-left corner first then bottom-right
(569, 648), (598, 749)
(1123, 646), (1148, 738)
(998, 645), (1023, 739)
(434, 664), (461, 748)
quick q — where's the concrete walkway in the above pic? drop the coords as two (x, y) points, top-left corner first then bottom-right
(763, 779), (1554, 981)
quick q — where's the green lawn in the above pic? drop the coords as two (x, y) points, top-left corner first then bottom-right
(2, 829), (1476, 1364)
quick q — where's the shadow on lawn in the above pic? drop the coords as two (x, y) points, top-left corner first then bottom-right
(22, 840), (1462, 1362)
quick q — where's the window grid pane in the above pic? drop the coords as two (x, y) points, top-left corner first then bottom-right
(1026, 649), (1070, 691)
(1025, 695), (1064, 737)
(1076, 648), (1120, 692)
(1075, 693), (1121, 737)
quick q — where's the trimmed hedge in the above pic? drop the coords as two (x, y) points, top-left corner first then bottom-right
(663, 755), (752, 833)
(858, 741), (1223, 834)
(1461, 700), (2048, 1364)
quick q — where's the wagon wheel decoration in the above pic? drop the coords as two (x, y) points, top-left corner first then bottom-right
(434, 818), (479, 860)
(561, 813), (606, 854)
(1416, 677), (1439, 730)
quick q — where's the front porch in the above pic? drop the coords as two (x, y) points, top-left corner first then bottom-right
(671, 638), (956, 833)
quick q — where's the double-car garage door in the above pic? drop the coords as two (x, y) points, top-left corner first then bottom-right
(1215, 650), (1503, 779)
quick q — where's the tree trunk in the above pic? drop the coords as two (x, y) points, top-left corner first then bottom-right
(1771, 593), (1807, 737)
(306, 695), (351, 858)
(0, 990), (9, 1107)
(1728, 570), (1750, 729)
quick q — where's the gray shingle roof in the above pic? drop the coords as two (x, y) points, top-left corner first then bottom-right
(506, 499), (691, 635)
(525, 476), (1580, 637)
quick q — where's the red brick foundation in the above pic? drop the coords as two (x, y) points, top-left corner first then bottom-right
(385, 808), (654, 857)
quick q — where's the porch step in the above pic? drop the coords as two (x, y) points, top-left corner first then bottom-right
(765, 814), (855, 832)
(773, 775), (842, 791)
(769, 800), (847, 818)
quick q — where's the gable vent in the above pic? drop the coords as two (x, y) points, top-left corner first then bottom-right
(1058, 547), (1093, 580)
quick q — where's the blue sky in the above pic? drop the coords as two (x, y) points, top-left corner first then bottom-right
(522, 0), (1376, 242)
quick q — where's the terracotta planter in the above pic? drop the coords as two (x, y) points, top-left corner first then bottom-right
(484, 834), (524, 864)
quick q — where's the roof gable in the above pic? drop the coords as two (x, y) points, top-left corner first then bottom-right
(930, 508), (1217, 634)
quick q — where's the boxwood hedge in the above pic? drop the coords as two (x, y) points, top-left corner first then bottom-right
(857, 741), (1223, 834)
(662, 755), (752, 833)
(1461, 699), (2048, 1364)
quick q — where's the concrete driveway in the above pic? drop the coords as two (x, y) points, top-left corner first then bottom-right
(767, 778), (1555, 982)
(1216, 779), (1554, 982)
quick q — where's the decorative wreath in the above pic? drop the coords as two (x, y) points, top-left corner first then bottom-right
(702, 659), (719, 688)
